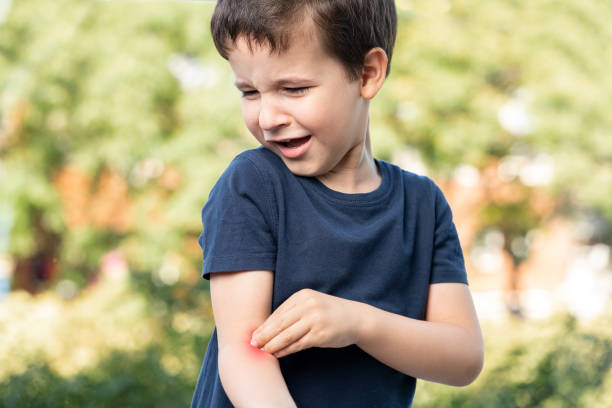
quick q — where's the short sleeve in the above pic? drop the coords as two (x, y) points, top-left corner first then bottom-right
(198, 155), (277, 280)
(430, 181), (469, 285)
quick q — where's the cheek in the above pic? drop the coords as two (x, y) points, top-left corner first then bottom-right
(304, 103), (350, 144)
(298, 100), (334, 134)
(241, 101), (261, 135)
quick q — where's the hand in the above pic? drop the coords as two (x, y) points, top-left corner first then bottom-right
(250, 289), (364, 359)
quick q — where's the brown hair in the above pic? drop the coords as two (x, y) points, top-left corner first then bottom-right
(210, 0), (397, 81)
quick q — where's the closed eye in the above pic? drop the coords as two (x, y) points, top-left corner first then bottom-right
(285, 87), (309, 95)
(240, 90), (258, 98)
(240, 87), (310, 98)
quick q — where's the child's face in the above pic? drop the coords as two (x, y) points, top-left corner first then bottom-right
(227, 20), (370, 179)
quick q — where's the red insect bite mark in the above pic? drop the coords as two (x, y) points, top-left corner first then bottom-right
(248, 343), (269, 359)
(245, 328), (271, 360)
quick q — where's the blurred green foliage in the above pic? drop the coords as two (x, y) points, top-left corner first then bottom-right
(1, 0), (239, 288)
(1, 348), (192, 408)
(1, 0), (611, 294)
(1, 0), (612, 406)
(415, 310), (612, 407)
(1, 284), (611, 407)
(0, 277), (214, 407)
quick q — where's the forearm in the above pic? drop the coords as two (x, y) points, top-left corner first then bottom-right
(355, 303), (484, 386)
(218, 342), (297, 408)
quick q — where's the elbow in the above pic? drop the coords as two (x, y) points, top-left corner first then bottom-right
(454, 343), (484, 387)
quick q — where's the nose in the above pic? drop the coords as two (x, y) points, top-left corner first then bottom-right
(258, 95), (290, 131)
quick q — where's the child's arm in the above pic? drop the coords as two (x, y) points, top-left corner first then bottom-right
(250, 283), (483, 386)
(210, 269), (297, 408)
(355, 282), (484, 386)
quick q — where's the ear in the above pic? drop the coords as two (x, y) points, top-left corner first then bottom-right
(360, 47), (388, 100)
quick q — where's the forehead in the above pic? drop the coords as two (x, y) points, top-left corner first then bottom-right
(227, 19), (337, 86)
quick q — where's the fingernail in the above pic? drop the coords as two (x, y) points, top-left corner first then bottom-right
(250, 338), (257, 347)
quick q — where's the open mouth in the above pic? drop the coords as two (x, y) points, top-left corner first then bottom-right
(272, 135), (312, 159)
(278, 135), (311, 148)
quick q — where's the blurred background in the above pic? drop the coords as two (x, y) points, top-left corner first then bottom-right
(1, 0), (611, 406)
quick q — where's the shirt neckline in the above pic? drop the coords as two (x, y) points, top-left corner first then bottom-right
(256, 146), (393, 206)
(297, 158), (392, 206)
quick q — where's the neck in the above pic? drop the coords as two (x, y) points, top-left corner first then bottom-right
(316, 126), (381, 194)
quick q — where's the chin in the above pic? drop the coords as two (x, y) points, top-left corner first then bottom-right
(282, 159), (320, 178)
(261, 144), (324, 177)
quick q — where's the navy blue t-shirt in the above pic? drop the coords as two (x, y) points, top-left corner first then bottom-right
(191, 146), (468, 408)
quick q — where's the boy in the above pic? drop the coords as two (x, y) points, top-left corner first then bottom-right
(191, 1), (484, 407)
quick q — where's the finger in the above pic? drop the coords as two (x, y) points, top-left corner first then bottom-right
(254, 308), (300, 349)
(273, 328), (312, 358)
(261, 319), (308, 353)
(252, 302), (300, 347)
(261, 319), (310, 355)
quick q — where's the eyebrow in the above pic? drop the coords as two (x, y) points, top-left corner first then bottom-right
(234, 76), (314, 89)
